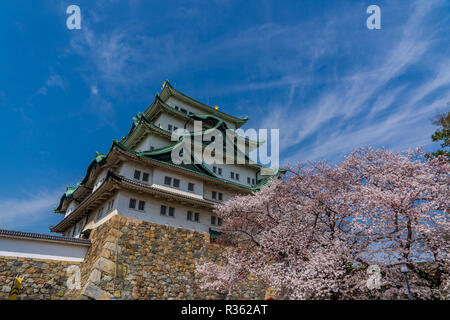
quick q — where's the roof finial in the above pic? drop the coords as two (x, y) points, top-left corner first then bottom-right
(214, 105), (219, 110)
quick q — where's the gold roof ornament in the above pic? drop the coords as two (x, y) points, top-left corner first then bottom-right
(214, 105), (219, 110)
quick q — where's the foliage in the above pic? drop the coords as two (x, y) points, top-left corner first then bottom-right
(428, 111), (450, 159)
(197, 148), (450, 299)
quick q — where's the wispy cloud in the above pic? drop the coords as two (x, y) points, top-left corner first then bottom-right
(256, 0), (450, 163)
(0, 191), (60, 230)
(28, 72), (67, 106)
(60, 0), (449, 162)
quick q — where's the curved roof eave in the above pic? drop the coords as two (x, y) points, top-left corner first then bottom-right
(54, 152), (107, 213)
(157, 81), (249, 128)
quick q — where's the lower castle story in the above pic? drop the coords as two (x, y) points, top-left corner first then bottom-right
(0, 214), (265, 300)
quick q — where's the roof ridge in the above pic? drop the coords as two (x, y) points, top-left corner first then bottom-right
(0, 228), (91, 245)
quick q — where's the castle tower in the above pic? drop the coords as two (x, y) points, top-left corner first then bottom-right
(50, 81), (283, 240)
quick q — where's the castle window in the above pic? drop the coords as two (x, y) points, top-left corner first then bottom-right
(180, 108), (187, 114)
(235, 173), (240, 181)
(168, 124), (172, 131)
(142, 172), (149, 182)
(212, 191), (217, 199)
(173, 178), (180, 188)
(168, 207), (175, 217)
(134, 170), (141, 180)
(230, 172), (235, 179)
(164, 176), (172, 186)
(218, 193), (223, 201)
(211, 216), (216, 225)
(188, 182), (194, 192)
(247, 177), (251, 184)
(187, 211), (193, 221)
(129, 198), (136, 209)
(150, 146), (155, 151)
(252, 178), (256, 185)
(194, 212), (200, 222)
(138, 200), (145, 211)
(160, 205), (167, 215)
(218, 218), (223, 226)
(107, 199), (114, 211)
(173, 126), (178, 131)
(213, 166), (222, 175)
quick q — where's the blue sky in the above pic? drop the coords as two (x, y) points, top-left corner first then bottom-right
(0, 0), (449, 234)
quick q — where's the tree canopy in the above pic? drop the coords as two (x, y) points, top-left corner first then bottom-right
(429, 110), (450, 159)
(197, 148), (450, 299)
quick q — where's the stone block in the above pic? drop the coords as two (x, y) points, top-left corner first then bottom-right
(81, 283), (112, 300)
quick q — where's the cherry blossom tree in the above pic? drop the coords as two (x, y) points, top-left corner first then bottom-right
(196, 148), (450, 299)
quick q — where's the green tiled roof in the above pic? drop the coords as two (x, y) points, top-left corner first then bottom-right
(54, 151), (107, 212)
(54, 82), (285, 214)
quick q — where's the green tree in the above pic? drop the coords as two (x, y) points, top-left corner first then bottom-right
(428, 110), (449, 159)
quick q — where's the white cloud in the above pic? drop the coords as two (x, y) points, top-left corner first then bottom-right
(91, 85), (98, 95)
(0, 191), (60, 230)
(258, 0), (450, 162)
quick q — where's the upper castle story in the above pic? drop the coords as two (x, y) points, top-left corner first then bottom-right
(50, 81), (284, 237)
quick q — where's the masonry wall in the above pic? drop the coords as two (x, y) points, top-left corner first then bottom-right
(74, 214), (265, 300)
(0, 215), (265, 300)
(0, 257), (81, 300)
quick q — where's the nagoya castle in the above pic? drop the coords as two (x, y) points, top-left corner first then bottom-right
(0, 81), (282, 300)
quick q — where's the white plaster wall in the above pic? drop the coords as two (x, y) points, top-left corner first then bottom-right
(152, 167), (204, 198)
(155, 113), (187, 133)
(202, 185), (236, 202)
(118, 162), (153, 185)
(64, 201), (78, 218)
(203, 162), (259, 187)
(91, 193), (119, 224)
(0, 238), (88, 262)
(166, 97), (237, 129)
(135, 134), (171, 152)
(93, 168), (108, 192)
(116, 190), (216, 233)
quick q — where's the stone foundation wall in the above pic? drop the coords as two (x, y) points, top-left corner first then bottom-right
(76, 215), (265, 300)
(0, 215), (265, 300)
(0, 257), (81, 300)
